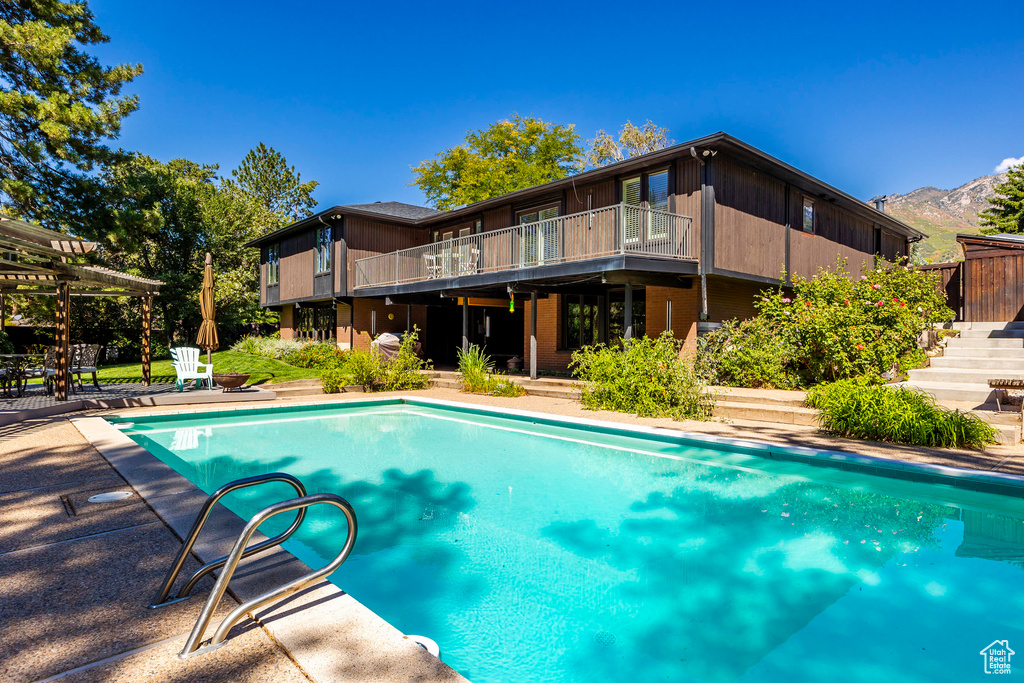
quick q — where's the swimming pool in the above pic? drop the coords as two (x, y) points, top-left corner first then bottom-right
(117, 399), (1024, 682)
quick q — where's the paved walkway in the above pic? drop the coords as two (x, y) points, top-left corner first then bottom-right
(4, 389), (1024, 682)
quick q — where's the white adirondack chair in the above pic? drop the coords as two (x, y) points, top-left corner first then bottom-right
(170, 347), (213, 391)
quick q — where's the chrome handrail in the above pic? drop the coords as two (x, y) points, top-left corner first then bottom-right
(149, 472), (307, 609)
(179, 492), (357, 658)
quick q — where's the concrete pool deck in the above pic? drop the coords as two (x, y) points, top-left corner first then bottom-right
(4, 387), (1024, 682)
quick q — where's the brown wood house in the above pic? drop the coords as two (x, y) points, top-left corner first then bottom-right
(246, 132), (923, 376)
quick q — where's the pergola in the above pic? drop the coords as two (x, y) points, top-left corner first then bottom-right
(0, 214), (163, 401)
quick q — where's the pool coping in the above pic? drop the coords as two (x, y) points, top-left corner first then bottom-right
(71, 412), (466, 683)
(72, 394), (1024, 680)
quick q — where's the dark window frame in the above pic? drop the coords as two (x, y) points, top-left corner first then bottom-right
(315, 226), (332, 273)
(802, 196), (815, 234)
(267, 244), (280, 285)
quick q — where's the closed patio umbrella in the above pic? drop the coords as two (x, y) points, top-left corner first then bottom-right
(196, 252), (218, 364)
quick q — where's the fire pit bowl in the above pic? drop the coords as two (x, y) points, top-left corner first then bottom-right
(213, 372), (250, 392)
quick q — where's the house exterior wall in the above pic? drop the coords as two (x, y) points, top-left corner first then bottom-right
(278, 305), (294, 340)
(646, 284), (701, 352)
(341, 298), (429, 351)
(521, 295), (572, 373)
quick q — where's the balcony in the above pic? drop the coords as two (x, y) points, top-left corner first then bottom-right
(353, 203), (695, 290)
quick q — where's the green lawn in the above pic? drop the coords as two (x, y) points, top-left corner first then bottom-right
(95, 350), (318, 385)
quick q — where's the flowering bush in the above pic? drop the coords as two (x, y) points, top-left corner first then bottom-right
(699, 258), (954, 387)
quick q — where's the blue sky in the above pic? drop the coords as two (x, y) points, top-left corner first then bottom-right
(90, 0), (1023, 211)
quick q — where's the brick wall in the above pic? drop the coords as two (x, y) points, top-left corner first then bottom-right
(521, 294), (573, 373)
(345, 299), (428, 351)
(279, 305), (294, 340)
(706, 276), (771, 322)
(646, 284), (701, 352)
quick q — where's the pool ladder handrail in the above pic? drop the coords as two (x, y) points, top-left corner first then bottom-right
(150, 472), (309, 609)
(148, 473), (358, 659)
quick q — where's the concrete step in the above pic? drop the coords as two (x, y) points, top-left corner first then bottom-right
(928, 356), (1024, 370)
(894, 381), (996, 404)
(712, 401), (819, 426)
(711, 387), (808, 408)
(268, 378), (323, 389)
(942, 346), (1024, 358)
(908, 367), (1020, 384)
(959, 329), (1024, 339)
(271, 385), (324, 398)
(427, 376), (580, 399)
(952, 321), (1024, 331)
(946, 337), (1024, 349)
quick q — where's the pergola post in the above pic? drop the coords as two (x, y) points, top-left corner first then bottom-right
(530, 291), (538, 380)
(142, 296), (152, 386)
(461, 297), (469, 352)
(624, 282), (633, 342)
(54, 282), (71, 401)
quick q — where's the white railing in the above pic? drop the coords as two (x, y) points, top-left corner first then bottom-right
(353, 203), (694, 289)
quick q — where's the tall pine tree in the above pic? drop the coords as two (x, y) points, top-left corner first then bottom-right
(980, 164), (1024, 234)
(230, 143), (318, 223)
(0, 1), (142, 220)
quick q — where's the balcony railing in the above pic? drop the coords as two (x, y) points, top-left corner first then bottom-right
(353, 203), (694, 289)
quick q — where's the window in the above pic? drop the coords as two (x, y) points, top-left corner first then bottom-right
(518, 203), (560, 265)
(267, 244), (279, 285)
(609, 288), (645, 341)
(802, 197), (815, 233)
(315, 226), (331, 273)
(622, 170), (670, 241)
(563, 295), (602, 349)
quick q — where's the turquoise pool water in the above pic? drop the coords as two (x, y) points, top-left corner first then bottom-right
(120, 401), (1024, 682)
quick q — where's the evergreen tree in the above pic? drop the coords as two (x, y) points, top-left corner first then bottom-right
(0, 1), (142, 219)
(230, 143), (318, 222)
(980, 164), (1024, 234)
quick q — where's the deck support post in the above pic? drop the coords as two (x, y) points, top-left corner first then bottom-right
(142, 296), (152, 387)
(462, 297), (469, 352)
(530, 291), (538, 380)
(54, 282), (71, 401)
(624, 282), (633, 342)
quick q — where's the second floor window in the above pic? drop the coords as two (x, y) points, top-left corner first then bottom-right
(802, 197), (815, 233)
(622, 169), (670, 241)
(267, 244), (279, 285)
(316, 226), (331, 273)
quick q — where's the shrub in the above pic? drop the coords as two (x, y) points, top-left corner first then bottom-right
(698, 258), (954, 388)
(376, 328), (429, 391)
(571, 332), (714, 420)
(457, 344), (493, 392)
(319, 366), (355, 394)
(339, 328), (429, 392)
(231, 335), (305, 361)
(807, 379), (996, 449)
(344, 349), (382, 390)
(285, 342), (345, 370)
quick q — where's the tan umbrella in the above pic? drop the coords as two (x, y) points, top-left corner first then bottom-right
(196, 252), (218, 364)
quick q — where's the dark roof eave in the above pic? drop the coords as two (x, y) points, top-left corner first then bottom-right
(246, 131), (924, 248)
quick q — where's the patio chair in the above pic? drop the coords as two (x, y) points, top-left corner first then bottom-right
(170, 347), (214, 391)
(424, 253), (441, 279)
(23, 346), (57, 395)
(459, 247), (480, 275)
(72, 343), (102, 392)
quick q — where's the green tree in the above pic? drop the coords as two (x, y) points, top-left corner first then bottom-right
(230, 143), (318, 222)
(0, 1), (142, 219)
(585, 120), (673, 168)
(412, 113), (583, 210)
(980, 164), (1024, 234)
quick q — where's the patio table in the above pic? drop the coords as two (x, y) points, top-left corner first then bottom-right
(0, 353), (44, 398)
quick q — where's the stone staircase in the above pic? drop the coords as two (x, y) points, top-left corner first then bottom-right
(902, 322), (1024, 405)
(711, 387), (818, 426)
(896, 321), (1024, 444)
(424, 370), (581, 399)
(267, 378), (329, 399)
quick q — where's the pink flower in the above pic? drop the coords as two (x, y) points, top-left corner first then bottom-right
(782, 297), (792, 303)
(860, 276), (868, 280)
(870, 284), (881, 290)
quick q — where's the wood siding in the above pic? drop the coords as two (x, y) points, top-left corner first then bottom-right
(919, 262), (963, 321)
(278, 229), (315, 302)
(345, 216), (429, 294)
(713, 157), (787, 279)
(962, 240), (1024, 321)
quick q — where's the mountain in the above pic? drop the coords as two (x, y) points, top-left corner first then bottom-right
(883, 172), (1007, 263)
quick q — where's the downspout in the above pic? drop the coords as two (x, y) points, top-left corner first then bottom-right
(691, 147), (709, 320)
